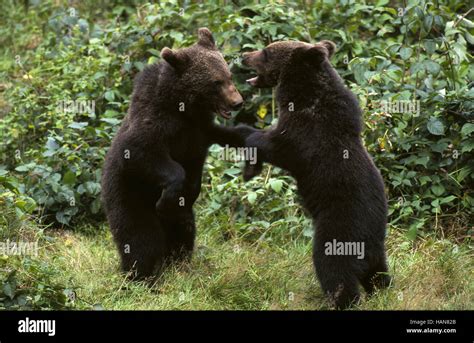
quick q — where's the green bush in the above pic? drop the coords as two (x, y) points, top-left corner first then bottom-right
(0, 0), (472, 236)
(0, 173), (72, 310)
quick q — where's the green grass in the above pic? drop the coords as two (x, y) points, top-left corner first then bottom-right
(2, 209), (472, 310)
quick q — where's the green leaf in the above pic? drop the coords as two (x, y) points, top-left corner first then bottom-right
(247, 192), (257, 204)
(466, 32), (474, 45)
(423, 40), (437, 54)
(3, 282), (15, 300)
(147, 48), (161, 57)
(407, 219), (425, 241)
(83, 181), (101, 196)
(104, 91), (115, 102)
(415, 7), (424, 20)
(224, 168), (240, 176)
(15, 165), (29, 172)
(145, 15), (159, 24)
(430, 141), (449, 153)
(458, 16), (474, 28)
(406, 225), (418, 241)
(46, 137), (59, 151)
(303, 226), (314, 238)
(431, 184), (445, 196)
(452, 42), (467, 62)
(352, 63), (368, 84)
(169, 31), (184, 42)
(90, 197), (101, 214)
(410, 61), (424, 74)
(387, 43), (401, 55)
(17, 294), (27, 307)
(134, 61), (145, 71)
(440, 195), (456, 204)
(434, 15), (444, 28)
(63, 171), (76, 185)
(414, 156), (429, 168)
(68, 122), (88, 130)
(92, 71), (106, 80)
(56, 211), (69, 225)
(424, 60), (440, 76)
(427, 118), (445, 135)
(101, 118), (121, 126)
(55, 207), (78, 225)
(147, 56), (158, 65)
(461, 123), (474, 136)
(423, 15), (434, 32)
(461, 140), (474, 153)
(456, 168), (471, 182)
(270, 179), (283, 193)
(399, 47), (413, 60)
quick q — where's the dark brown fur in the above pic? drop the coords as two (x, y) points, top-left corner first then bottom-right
(101, 28), (256, 279)
(242, 40), (391, 309)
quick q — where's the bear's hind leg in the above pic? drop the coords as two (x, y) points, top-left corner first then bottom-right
(313, 246), (361, 309)
(316, 265), (361, 310)
(163, 210), (196, 263)
(115, 219), (168, 280)
(360, 254), (391, 295)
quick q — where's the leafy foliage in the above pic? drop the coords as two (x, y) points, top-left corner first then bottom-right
(0, 0), (472, 239)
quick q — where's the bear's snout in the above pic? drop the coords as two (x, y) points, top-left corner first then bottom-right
(222, 84), (243, 110)
(241, 52), (255, 66)
(228, 90), (243, 110)
(230, 98), (243, 110)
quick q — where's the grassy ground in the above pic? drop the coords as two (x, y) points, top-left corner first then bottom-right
(4, 210), (472, 311)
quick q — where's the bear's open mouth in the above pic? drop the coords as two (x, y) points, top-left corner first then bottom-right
(217, 108), (232, 119)
(246, 76), (259, 87)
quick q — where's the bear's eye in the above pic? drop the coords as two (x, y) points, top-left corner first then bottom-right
(213, 80), (223, 86)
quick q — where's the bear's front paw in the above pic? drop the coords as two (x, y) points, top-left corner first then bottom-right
(244, 131), (262, 148)
(235, 124), (259, 141)
(243, 161), (262, 181)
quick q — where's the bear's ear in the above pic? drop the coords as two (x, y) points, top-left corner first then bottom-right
(161, 47), (188, 71)
(318, 40), (336, 58)
(197, 27), (216, 49)
(292, 41), (336, 64)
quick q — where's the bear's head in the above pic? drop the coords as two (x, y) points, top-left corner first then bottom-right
(160, 28), (243, 119)
(242, 40), (336, 88)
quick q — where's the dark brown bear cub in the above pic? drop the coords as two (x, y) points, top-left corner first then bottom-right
(102, 28), (255, 279)
(242, 40), (391, 309)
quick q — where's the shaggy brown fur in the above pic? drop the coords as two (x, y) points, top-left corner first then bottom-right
(102, 28), (256, 279)
(242, 40), (391, 309)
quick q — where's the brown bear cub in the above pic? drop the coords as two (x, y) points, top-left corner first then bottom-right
(102, 28), (256, 279)
(242, 40), (391, 309)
